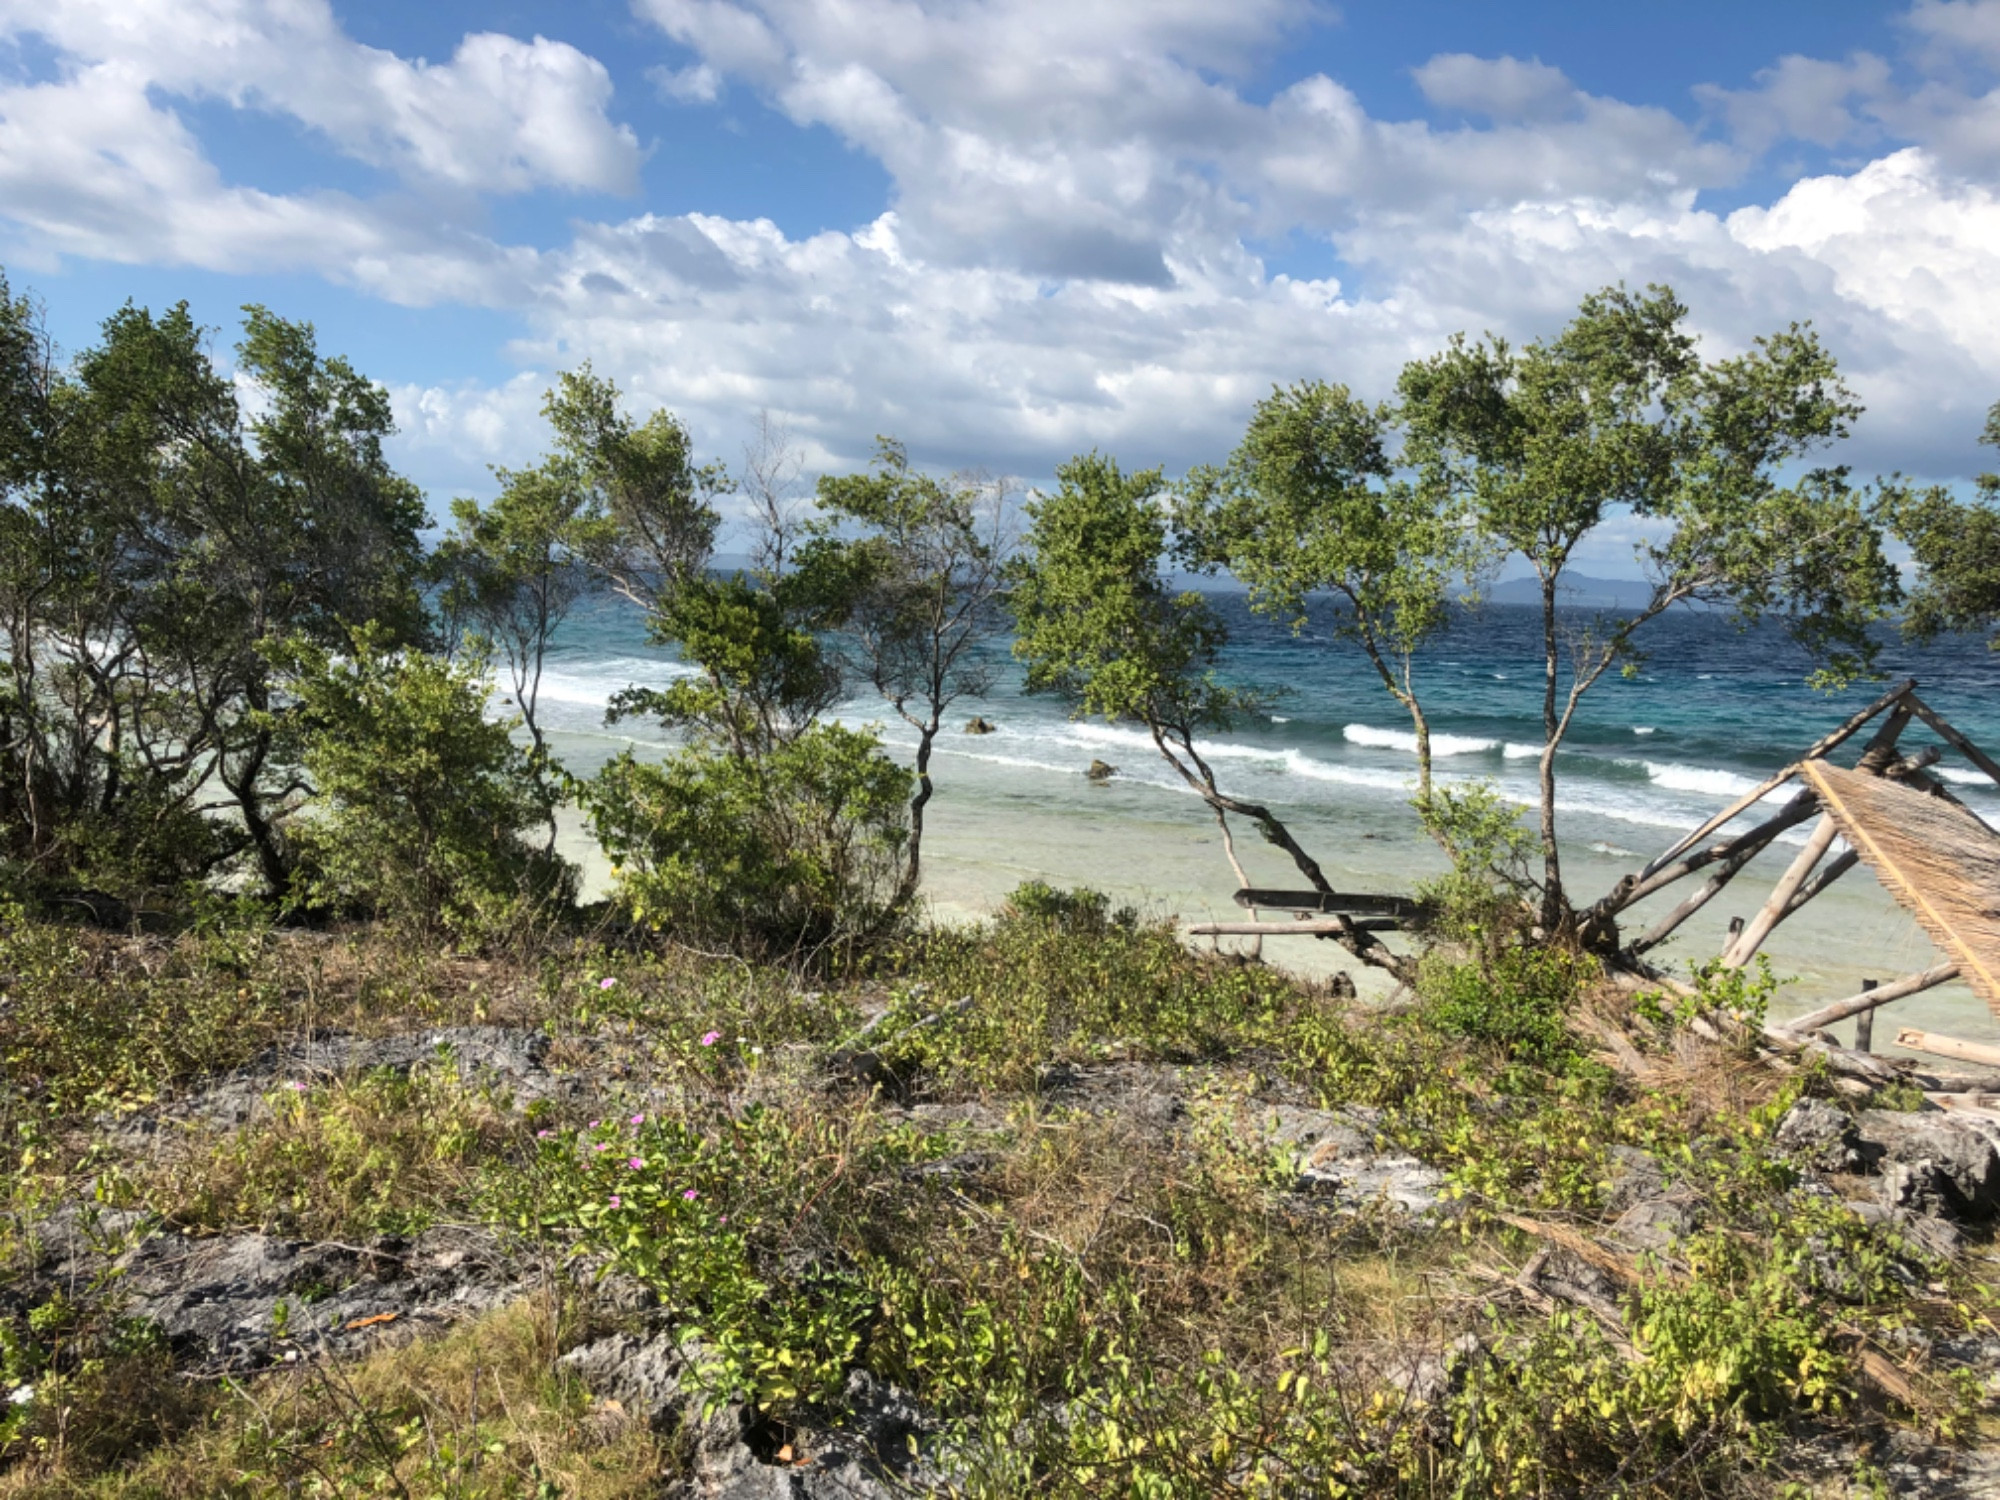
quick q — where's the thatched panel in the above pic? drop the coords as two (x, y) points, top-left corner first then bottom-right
(1798, 760), (2000, 1015)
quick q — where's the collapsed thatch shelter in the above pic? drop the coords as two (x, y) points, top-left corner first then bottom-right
(1586, 679), (2000, 1066)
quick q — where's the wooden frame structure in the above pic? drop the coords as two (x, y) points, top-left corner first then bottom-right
(1583, 678), (2000, 1065)
(1185, 678), (2000, 1072)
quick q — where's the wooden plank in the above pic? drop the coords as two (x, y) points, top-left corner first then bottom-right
(1230, 889), (1430, 919)
(1632, 677), (1914, 882)
(1187, 917), (1401, 937)
(1895, 1028), (2000, 1069)
(1905, 693), (2000, 791)
(1774, 963), (1960, 1035)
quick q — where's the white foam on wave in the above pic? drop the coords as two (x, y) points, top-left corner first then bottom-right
(1614, 757), (1763, 799)
(1633, 726), (1656, 736)
(1937, 766), (1999, 790)
(535, 656), (701, 708)
(1503, 742), (1543, 759)
(1343, 723), (1498, 756)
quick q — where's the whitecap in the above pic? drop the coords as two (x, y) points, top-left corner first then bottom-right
(1633, 726), (1656, 736)
(1503, 742), (1543, 759)
(1343, 723), (1498, 756)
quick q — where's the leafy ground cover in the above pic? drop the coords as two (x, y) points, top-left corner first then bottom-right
(1, 899), (1997, 1497)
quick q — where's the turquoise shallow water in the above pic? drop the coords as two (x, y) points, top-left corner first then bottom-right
(528, 589), (2000, 1049)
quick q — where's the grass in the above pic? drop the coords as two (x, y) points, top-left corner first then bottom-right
(3, 893), (1997, 1496)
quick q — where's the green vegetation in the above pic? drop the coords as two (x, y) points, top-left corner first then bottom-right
(2, 268), (1998, 1497)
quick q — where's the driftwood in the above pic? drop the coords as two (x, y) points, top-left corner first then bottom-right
(1187, 917), (1401, 938)
(1895, 1028), (2000, 1069)
(1230, 889), (1431, 920)
(1775, 963), (1961, 1036)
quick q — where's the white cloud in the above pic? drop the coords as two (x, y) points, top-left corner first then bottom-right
(0, 0), (643, 195)
(1412, 54), (1575, 122)
(6, 0), (2000, 505)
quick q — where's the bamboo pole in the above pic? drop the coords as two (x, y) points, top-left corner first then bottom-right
(1905, 694), (2000, 790)
(1719, 813), (1840, 968)
(1777, 848), (1860, 919)
(1623, 795), (1821, 953)
(1773, 963), (1960, 1036)
(1895, 1028), (2000, 1069)
(1629, 678), (1915, 884)
(1612, 790), (1821, 918)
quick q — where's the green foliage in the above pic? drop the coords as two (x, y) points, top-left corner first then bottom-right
(867, 902), (1307, 1096)
(999, 879), (1136, 934)
(1009, 453), (1249, 735)
(136, 1063), (515, 1239)
(1880, 398), (2000, 649)
(1417, 946), (1594, 1069)
(581, 723), (911, 963)
(280, 627), (574, 944)
(0, 903), (287, 1116)
(1178, 380), (1483, 798)
(1412, 780), (1538, 947)
(1398, 284), (1901, 922)
(1636, 957), (1787, 1037)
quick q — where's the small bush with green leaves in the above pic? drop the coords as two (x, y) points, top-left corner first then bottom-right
(280, 626), (575, 945)
(1417, 944), (1593, 1069)
(582, 723), (911, 965)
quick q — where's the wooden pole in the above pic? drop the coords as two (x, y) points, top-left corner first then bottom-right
(1629, 678), (1914, 883)
(1775, 964), (1960, 1037)
(1609, 790), (1821, 918)
(1778, 848), (1860, 920)
(1854, 979), (1877, 1053)
(1624, 795), (1821, 954)
(1895, 1028), (2000, 1070)
(1719, 814), (1839, 968)
(1904, 694), (2000, 790)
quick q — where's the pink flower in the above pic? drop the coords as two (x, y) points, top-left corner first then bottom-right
(682, 1189), (699, 1201)
(587, 1119), (600, 1130)
(599, 977), (617, 991)
(285, 1080), (308, 1092)
(535, 1129), (554, 1140)
(717, 1215), (728, 1225)
(595, 1143), (611, 1152)
(629, 1113), (644, 1126)
(699, 1031), (721, 1047)
(607, 1195), (622, 1208)
(628, 1157), (644, 1170)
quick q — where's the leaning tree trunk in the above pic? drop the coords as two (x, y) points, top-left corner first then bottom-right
(1537, 573), (1565, 932)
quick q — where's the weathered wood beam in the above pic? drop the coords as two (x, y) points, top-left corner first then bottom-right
(1895, 1028), (2000, 1069)
(1614, 790), (1820, 927)
(1904, 693), (2000, 790)
(1772, 963), (1961, 1037)
(1187, 917), (1401, 937)
(1718, 813), (1840, 968)
(1629, 677), (1915, 884)
(1229, 889), (1430, 919)
(1777, 847), (1860, 919)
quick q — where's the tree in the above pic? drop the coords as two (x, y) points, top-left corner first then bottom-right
(1398, 285), (1898, 934)
(1881, 400), (2000, 649)
(436, 460), (611, 843)
(814, 438), (1009, 902)
(279, 626), (572, 944)
(1008, 452), (1404, 974)
(1177, 381), (1482, 805)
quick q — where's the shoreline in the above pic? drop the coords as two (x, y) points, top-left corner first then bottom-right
(547, 728), (2000, 1054)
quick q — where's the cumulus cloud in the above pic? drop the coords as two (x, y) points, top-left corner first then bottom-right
(6, 0), (2000, 505)
(0, 0), (643, 195)
(1412, 54), (1576, 122)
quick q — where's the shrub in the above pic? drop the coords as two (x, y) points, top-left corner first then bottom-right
(280, 628), (575, 944)
(581, 722), (911, 963)
(1417, 945), (1593, 1069)
(1000, 880), (1137, 934)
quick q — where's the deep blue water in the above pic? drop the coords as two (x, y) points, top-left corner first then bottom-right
(531, 590), (2000, 852)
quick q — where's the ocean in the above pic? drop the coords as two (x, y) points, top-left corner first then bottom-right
(527, 589), (2000, 1052)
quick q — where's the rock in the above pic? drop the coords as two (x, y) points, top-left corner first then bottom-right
(1853, 1111), (2000, 1222)
(1327, 972), (1358, 1001)
(963, 716), (996, 735)
(1608, 1197), (1693, 1254)
(1270, 1105), (1451, 1217)
(1084, 759), (1116, 782)
(1602, 1145), (1670, 1216)
(1773, 1098), (1865, 1175)
(12, 1220), (532, 1375)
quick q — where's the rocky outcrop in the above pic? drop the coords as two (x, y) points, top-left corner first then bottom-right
(1775, 1097), (2000, 1223)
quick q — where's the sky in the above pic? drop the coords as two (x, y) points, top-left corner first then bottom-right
(3, 0), (1999, 572)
